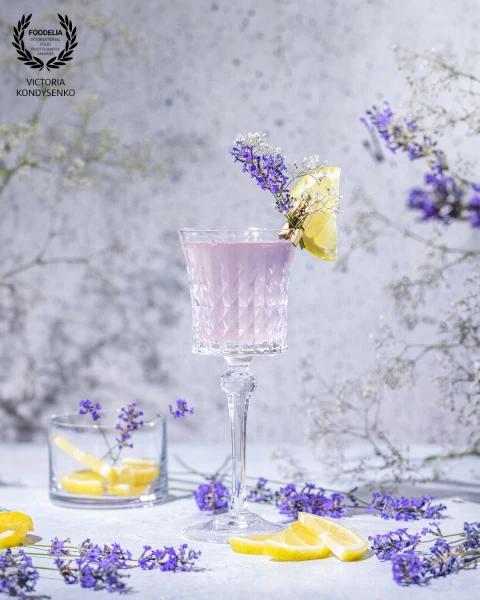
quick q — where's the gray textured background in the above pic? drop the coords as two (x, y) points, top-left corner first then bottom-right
(0, 0), (478, 445)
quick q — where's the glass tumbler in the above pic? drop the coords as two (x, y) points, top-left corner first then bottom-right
(49, 410), (168, 508)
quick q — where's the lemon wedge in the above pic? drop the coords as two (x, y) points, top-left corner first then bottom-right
(299, 513), (368, 561)
(52, 435), (117, 483)
(264, 529), (330, 561)
(60, 470), (105, 496)
(289, 166), (341, 261)
(0, 511), (34, 549)
(228, 533), (277, 555)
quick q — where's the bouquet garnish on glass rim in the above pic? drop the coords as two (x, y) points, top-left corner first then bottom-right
(231, 132), (342, 261)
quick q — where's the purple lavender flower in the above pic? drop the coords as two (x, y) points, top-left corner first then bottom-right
(48, 536), (71, 555)
(56, 539), (133, 593)
(169, 399), (194, 419)
(366, 493), (447, 521)
(0, 549), (39, 597)
(468, 193), (480, 228)
(408, 172), (465, 224)
(361, 101), (480, 228)
(248, 477), (274, 504)
(138, 544), (201, 572)
(115, 403), (144, 448)
(275, 483), (348, 519)
(361, 101), (422, 157)
(231, 135), (293, 214)
(369, 528), (427, 560)
(193, 478), (230, 512)
(56, 556), (129, 593)
(391, 550), (425, 585)
(464, 521), (480, 549)
(79, 399), (102, 421)
(372, 521), (480, 587)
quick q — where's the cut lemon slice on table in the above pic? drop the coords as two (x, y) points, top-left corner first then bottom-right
(264, 529), (330, 561)
(60, 470), (105, 496)
(228, 533), (277, 555)
(52, 435), (117, 483)
(0, 527), (28, 550)
(298, 513), (368, 561)
(0, 511), (34, 549)
(115, 458), (160, 486)
(0, 512), (34, 533)
(288, 166), (341, 261)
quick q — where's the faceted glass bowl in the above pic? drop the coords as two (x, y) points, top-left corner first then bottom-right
(49, 410), (168, 509)
(179, 228), (295, 357)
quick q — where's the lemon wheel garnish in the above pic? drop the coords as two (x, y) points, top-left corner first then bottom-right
(299, 513), (368, 561)
(289, 166), (341, 261)
(0, 511), (34, 549)
(52, 435), (118, 483)
(264, 529), (330, 561)
(59, 470), (105, 496)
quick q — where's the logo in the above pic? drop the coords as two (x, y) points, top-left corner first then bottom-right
(12, 13), (77, 72)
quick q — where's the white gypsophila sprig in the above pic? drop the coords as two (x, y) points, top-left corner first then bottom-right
(234, 132), (282, 156)
(394, 46), (480, 136)
(287, 156), (327, 180)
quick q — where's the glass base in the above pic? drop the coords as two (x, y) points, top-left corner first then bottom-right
(49, 490), (168, 509)
(183, 510), (283, 544)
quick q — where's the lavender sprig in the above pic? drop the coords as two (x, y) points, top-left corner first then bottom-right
(79, 399), (102, 421)
(12, 536), (201, 595)
(0, 549), (39, 597)
(231, 133), (333, 226)
(370, 521), (480, 586)
(361, 100), (478, 227)
(366, 493), (447, 521)
(368, 523), (439, 560)
(169, 399), (194, 419)
(220, 477), (447, 522)
(115, 403), (144, 449)
(78, 399), (193, 458)
(231, 133), (293, 214)
(48, 537), (71, 556)
(138, 544), (201, 572)
(274, 482), (348, 519)
(193, 478), (230, 512)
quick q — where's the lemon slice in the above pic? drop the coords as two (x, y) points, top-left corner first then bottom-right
(0, 526), (28, 550)
(228, 533), (277, 555)
(60, 470), (105, 496)
(0, 512), (33, 549)
(52, 435), (117, 483)
(106, 483), (150, 497)
(0, 512), (34, 533)
(289, 166), (340, 261)
(298, 514), (368, 561)
(264, 529), (330, 561)
(116, 458), (160, 486)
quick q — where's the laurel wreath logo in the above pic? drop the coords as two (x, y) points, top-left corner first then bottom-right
(12, 13), (77, 72)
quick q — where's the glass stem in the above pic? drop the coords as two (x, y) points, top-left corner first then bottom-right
(221, 357), (256, 514)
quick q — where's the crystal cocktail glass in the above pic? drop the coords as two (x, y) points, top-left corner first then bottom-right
(179, 228), (295, 543)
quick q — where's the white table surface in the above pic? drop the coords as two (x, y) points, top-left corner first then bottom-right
(1, 443), (479, 600)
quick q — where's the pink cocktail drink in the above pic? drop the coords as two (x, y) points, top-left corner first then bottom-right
(182, 239), (294, 354)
